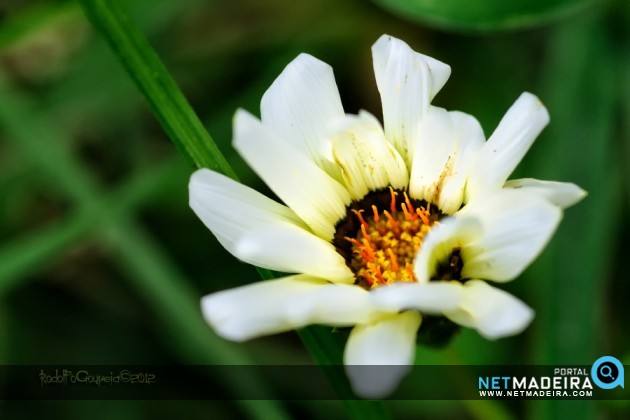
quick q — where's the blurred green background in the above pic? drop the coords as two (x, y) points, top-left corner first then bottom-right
(0, 0), (628, 418)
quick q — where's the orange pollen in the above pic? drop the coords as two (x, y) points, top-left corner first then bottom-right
(341, 188), (438, 290)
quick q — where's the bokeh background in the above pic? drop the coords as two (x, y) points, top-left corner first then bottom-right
(0, 0), (628, 418)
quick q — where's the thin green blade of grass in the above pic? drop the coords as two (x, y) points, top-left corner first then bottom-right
(78, 0), (391, 415)
(78, 0), (236, 178)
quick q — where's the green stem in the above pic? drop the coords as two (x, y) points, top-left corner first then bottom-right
(78, 0), (236, 177)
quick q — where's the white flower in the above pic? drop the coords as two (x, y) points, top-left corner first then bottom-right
(189, 35), (586, 398)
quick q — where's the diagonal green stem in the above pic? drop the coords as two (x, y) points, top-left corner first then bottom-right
(78, 0), (389, 416)
(78, 0), (236, 178)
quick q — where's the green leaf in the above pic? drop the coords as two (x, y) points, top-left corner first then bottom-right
(372, 0), (598, 32)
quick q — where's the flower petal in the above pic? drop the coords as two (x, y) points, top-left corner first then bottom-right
(330, 111), (409, 200)
(344, 311), (421, 398)
(414, 215), (484, 283)
(261, 53), (344, 172)
(504, 178), (587, 209)
(445, 280), (534, 339)
(233, 109), (351, 240)
(189, 168), (305, 248)
(372, 34), (451, 163)
(459, 189), (562, 282)
(409, 107), (485, 214)
(235, 226), (354, 283)
(191, 170), (351, 280)
(202, 275), (378, 342)
(284, 282), (386, 326)
(370, 281), (463, 314)
(466, 92), (550, 201)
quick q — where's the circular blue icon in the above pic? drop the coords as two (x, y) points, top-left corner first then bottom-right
(591, 356), (624, 390)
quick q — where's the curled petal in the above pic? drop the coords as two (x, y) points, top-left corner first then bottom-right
(459, 190), (562, 282)
(504, 178), (587, 209)
(445, 280), (534, 339)
(372, 34), (451, 163)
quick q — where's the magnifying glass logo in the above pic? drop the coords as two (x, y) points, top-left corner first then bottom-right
(599, 365), (615, 380)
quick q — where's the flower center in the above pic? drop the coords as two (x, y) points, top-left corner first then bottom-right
(333, 187), (442, 290)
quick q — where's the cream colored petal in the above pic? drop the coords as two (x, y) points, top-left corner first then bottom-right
(190, 169), (350, 280)
(330, 111), (409, 200)
(409, 107), (485, 214)
(459, 190), (561, 282)
(189, 168), (305, 250)
(466, 92), (549, 201)
(261, 53), (344, 172)
(234, 226), (354, 283)
(413, 215), (483, 283)
(284, 282), (386, 326)
(445, 280), (534, 339)
(233, 109), (351, 240)
(504, 178), (587, 209)
(202, 275), (374, 342)
(372, 34), (451, 163)
(370, 281), (463, 314)
(344, 311), (421, 398)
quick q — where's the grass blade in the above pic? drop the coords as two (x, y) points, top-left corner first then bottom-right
(78, 0), (236, 177)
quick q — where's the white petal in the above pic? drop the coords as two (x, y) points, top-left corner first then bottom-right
(409, 107), (485, 214)
(190, 169), (350, 280)
(285, 282), (386, 326)
(261, 53), (344, 173)
(370, 281), (463, 314)
(459, 190), (561, 282)
(234, 226), (354, 283)
(189, 168), (305, 249)
(372, 34), (451, 163)
(466, 92), (550, 201)
(344, 311), (421, 398)
(504, 178), (587, 209)
(202, 276), (377, 342)
(233, 109), (351, 240)
(330, 111), (409, 200)
(445, 280), (534, 339)
(413, 215), (483, 283)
